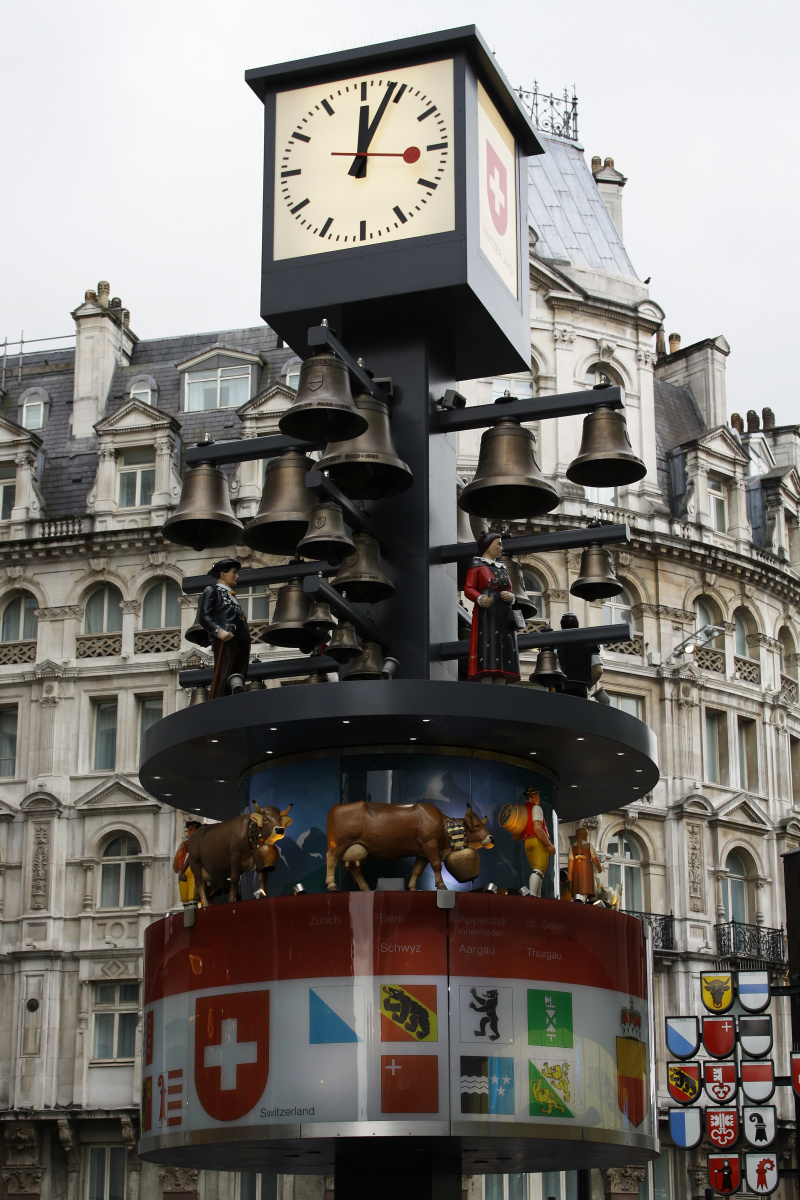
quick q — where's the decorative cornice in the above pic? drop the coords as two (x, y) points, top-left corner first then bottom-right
(632, 603), (695, 623)
(34, 606), (83, 621)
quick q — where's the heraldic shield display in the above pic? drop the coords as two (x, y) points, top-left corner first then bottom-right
(669, 1106), (703, 1149)
(744, 1153), (779, 1195)
(706, 1107), (740, 1149)
(743, 1105), (776, 1148)
(616, 1001), (647, 1127)
(703, 1016), (737, 1058)
(738, 1015), (773, 1058)
(194, 991), (270, 1122)
(737, 971), (771, 1014)
(741, 1061), (775, 1103)
(792, 1051), (800, 1097)
(705, 1061), (738, 1104)
(708, 1154), (741, 1195)
(668, 1061), (701, 1105)
(701, 972), (735, 1014)
(665, 1016), (700, 1059)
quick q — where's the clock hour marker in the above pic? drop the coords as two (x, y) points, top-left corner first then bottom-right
(417, 106), (436, 122)
(292, 131), (311, 143)
(281, 169), (302, 177)
(360, 220), (367, 241)
(319, 217), (333, 237)
(393, 206), (407, 224)
(291, 198), (310, 214)
(322, 99), (334, 115)
(361, 82), (367, 100)
(393, 84), (407, 103)
(417, 178), (437, 190)
(426, 142), (448, 151)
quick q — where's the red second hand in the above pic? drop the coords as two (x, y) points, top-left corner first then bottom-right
(332, 146), (421, 164)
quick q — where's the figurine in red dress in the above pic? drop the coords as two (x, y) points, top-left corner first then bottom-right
(464, 533), (521, 683)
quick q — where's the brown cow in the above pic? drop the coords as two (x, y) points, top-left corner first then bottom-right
(325, 801), (493, 892)
(187, 802), (292, 907)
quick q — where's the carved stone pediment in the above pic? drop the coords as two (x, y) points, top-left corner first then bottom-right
(20, 791), (63, 816)
(75, 775), (160, 815)
(94, 398), (179, 435)
(674, 793), (714, 817)
(712, 792), (773, 831)
(237, 382), (295, 419)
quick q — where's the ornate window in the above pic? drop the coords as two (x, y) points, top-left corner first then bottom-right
(240, 1174), (278, 1200)
(85, 586), (123, 634)
(693, 596), (724, 651)
(88, 1145), (128, 1200)
(606, 692), (644, 719)
(585, 363), (619, 387)
(93, 701), (118, 772)
(118, 448), (155, 508)
(606, 832), (643, 911)
(142, 580), (181, 629)
(0, 464), (16, 521)
(129, 380), (152, 405)
(0, 591), (37, 642)
(779, 628), (797, 679)
(139, 696), (163, 744)
(602, 586), (635, 628)
(99, 834), (142, 908)
(491, 373), (535, 401)
(92, 982), (140, 1061)
(721, 850), (748, 923)
(284, 360), (302, 392)
(22, 392), (46, 430)
(705, 708), (729, 785)
(186, 365), (250, 411)
(521, 570), (546, 619)
(707, 477), (728, 533)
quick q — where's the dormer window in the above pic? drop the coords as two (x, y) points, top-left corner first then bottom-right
(708, 477), (727, 532)
(186, 365), (250, 411)
(119, 449), (155, 508)
(0, 465), (16, 521)
(23, 396), (44, 430)
(130, 381), (152, 405)
(284, 360), (302, 392)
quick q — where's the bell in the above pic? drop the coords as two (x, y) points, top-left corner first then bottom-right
(163, 462), (243, 551)
(456, 477), (487, 589)
(529, 648), (565, 689)
(497, 554), (536, 619)
(570, 545), (623, 602)
(297, 501), (356, 565)
(303, 600), (337, 641)
(242, 450), (316, 555)
(331, 533), (395, 604)
(244, 678), (266, 692)
(458, 419), (560, 519)
(344, 641), (384, 680)
(326, 621), (362, 663)
(566, 406), (646, 488)
(260, 579), (316, 652)
(188, 686), (209, 705)
(278, 351), (369, 444)
(306, 671), (330, 683)
(318, 390), (413, 499)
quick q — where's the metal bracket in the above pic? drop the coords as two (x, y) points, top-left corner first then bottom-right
(178, 652), (341, 688)
(432, 384), (625, 434)
(307, 323), (388, 404)
(434, 522), (631, 564)
(185, 432), (322, 467)
(303, 575), (390, 651)
(181, 560), (338, 596)
(434, 621), (633, 662)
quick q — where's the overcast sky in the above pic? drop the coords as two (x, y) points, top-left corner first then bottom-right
(2, 1), (798, 423)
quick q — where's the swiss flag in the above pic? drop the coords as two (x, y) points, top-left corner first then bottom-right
(486, 141), (508, 236)
(792, 1052), (800, 1098)
(703, 1016), (736, 1059)
(194, 991), (269, 1122)
(381, 1054), (439, 1114)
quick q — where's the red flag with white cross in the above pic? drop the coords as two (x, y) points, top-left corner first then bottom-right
(194, 991), (269, 1122)
(380, 1054), (438, 1114)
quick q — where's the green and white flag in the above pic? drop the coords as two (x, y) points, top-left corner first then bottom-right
(528, 989), (573, 1048)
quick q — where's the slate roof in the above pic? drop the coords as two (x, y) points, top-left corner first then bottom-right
(653, 379), (706, 507)
(527, 135), (639, 280)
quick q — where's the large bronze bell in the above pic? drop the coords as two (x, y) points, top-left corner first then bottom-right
(260, 579), (316, 652)
(297, 501), (356, 565)
(344, 641), (384, 680)
(242, 450), (316, 555)
(498, 554), (536, 619)
(326, 621), (361, 663)
(529, 648), (565, 689)
(188, 686), (209, 705)
(278, 351), (369, 444)
(331, 533), (395, 603)
(163, 462), (243, 551)
(458, 419), (560, 519)
(303, 600), (337, 641)
(570, 545), (623, 601)
(318, 390), (413, 499)
(566, 406), (646, 488)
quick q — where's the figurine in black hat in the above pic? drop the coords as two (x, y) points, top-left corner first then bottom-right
(195, 557), (251, 698)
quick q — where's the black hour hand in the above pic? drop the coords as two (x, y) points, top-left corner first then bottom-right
(349, 81), (397, 178)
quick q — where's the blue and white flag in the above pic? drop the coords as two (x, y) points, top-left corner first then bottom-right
(669, 1105), (703, 1149)
(737, 971), (770, 1014)
(666, 1016), (700, 1060)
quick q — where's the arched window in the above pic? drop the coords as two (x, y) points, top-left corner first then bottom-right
(142, 580), (181, 630)
(129, 380), (152, 405)
(721, 850), (748, 924)
(602, 586), (637, 628)
(284, 361), (302, 392)
(491, 373), (535, 401)
(585, 363), (620, 387)
(779, 628), (797, 680)
(521, 570), (546, 620)
(694, 596), (724, 648)
(85, 586), (123, 634)
(22, 393), (45, 430)
(99, 834), (143, 908)
(606, 832), (643, 911)
(237, 585), (270, 623)
(1, 591), (38, 642)
(733, 607), (756, 659)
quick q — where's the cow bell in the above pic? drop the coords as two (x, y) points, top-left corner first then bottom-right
(278, 351), (369, 444)
(326, 620), (361, 663)
(318, 390), (413, 499)
(566, 405), (646, 488)
(162, 461), (243, 551)
(570, 545), (623, 601)
(260, 579), (316, 652)
(242, 450), (316, 556)
(297, 501), (356, 565)
(344, 641), (384, 680)
(497, 553), (536, 619)
(529, 647), (565, 689)
(458, 419), (560, 519)
(331, 533), (395, 604)
(303, 600), (337, 641)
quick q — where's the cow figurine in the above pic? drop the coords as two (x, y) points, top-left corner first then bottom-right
(187, 802), (292, 907)
(325, 801), (493, 892)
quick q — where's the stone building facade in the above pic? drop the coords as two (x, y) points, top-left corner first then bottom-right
(0, 129), (797, 1200)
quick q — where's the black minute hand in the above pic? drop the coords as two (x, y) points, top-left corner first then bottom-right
(348, 82), (397, 178)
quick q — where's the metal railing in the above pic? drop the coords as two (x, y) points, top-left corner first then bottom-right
(1, 333), (75, 389)
(715, 920), (785, 965)
(628, 910), (675, 951)
(515, 83), (579, 142)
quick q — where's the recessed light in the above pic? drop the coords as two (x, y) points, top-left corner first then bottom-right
(266, 751), (273, 755)
(164, 793), (172, 797)
(632, 786), (640, 790)
(342, 719), (350, 724)
(269, 726), (277, 731)
(422, 718), (430, 723)
(410, 737), (417, 742)
(576, 737), (585, 742)
(153, 775), (161, 780)
(571, 784), (578, 788)
(216, 779), (225, 783)
(209, 739), (219, 744)
(635, 769), (643, 773)
(617, 752), (625, 757)
(529, 751), (537, 756)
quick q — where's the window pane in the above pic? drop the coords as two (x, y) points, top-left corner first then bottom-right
(164, 581), (181, 627)
(1, 483), (16, 520)
(219, 373), (249, 407)
(706, 712), (719, 783)
(734, 612), (749, 656)
(85, 590), (106, 634)
(119, 982), (140, 1004)
(485, 1177), (504, 1200)
(186, 377), (217, 411)
(624, 863), (643, 910)
(542, 1171), (562, 1200)
(100, 863), (121, 907)
(103, 837), (123, 858)
(139, 469), (155, 506)
(142, 585), (164, 630)
(140, 698), (163, 743)
(608, 694), (643, 719)
(1, 596), (20, 642)
(739, 724), (747, 787)
(117, 1011), (137, 1058)
(22, 594), (37, 640)
(508, 1175), (526, 1200)
(130, 384), (151, 404)
(731, 877), (746, 924)
(24, 402), (43, 430)
(119, 472), (137, 508)
(88, 1148), (106, 1200)
(108, 1146), (126, 1200)
(241, 1174), (258, 1200)
(94, 983), (115, 1004)
(259, 1174), (278, 1200)
(121, 448), (156, 467)
(0, 708), (17, 777)
(123, 861), (143, 908)
(106, 588), (123, 632)
(695, 600), (713, 630)
(94, 702), (117, 771)
(124, 836), (141, 856)
(94, 1012), (115, 1058)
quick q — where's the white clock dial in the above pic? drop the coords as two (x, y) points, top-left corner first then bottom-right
(273, 59), (455, 261)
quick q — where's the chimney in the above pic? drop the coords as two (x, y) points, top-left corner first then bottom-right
(746, 410), (760, 432)
(653, 335), (731, 429)
(762, 407), (776, 431)
(97, 280), (110, 309)
(70, 280), (136, 439)
(731, 413), (744, 434)
(668, 333), (681, 355)
(591, 155), (627, 239)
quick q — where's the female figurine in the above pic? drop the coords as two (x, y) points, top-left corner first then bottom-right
(567, 826), (603, 901)
(464, 532), (521, 682)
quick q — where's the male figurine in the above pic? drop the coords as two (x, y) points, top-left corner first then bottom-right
(192, 557), (251, 698)
(506, 786), (556, 896)
(557, 612), (602, 700)
(173, 819), (201, 905)
(463, 532), (521, 683)
(568, 826), (603, 902)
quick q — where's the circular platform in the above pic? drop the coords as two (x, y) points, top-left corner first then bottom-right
(140, 680), (658, 821)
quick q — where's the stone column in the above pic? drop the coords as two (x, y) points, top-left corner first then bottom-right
(90, 446), (119, 516)
(2, 1123), (44, 1200)
(121, 599), (139, 658)
(152, 435), (174, 510)
(82, 861), (95, 912)
(36, 691), (58, 776)
(601, 1166), (645, 1200)
(57, 1119), (79, 1200)
(687, 1164), (707, 1200)
(122, 1117), (141, 1200)
(141, 858), (153, 912)
(11, 449), (43, 536)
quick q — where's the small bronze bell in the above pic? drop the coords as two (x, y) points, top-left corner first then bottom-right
(344, 641), (384, 680)
(297, 501), (356, 565)
(242, 450), (316, 556)
(306, 671), (330, 683)
(278, 351), (369, 444)
(188, 686), (209, 705)
(497, 554), (536, 619)
(566, 406), (646, 488)
(458, 419), (560, 519)
(260, 579), (316, 652)
(331, 533), (395, 604)
(163, 462), (243, 551)
(318, 390), (413, 499)
(303, 600), (337, 641)
(244, 678), (266, 692)
(529, 648), (565, 689)
(326, 621), (361, 663)
(570, 546), (623, 602)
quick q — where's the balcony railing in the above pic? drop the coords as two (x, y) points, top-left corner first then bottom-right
(134, 629), (181, 654)
(715, 920), (785, 966)
(40, 516), (84, 538)
(628, 910), (675, 951)
(609, 634), (644, 657)
(734, 655), (761, 685)
(695, 646), (725, 674)
(781, 674), (798, 704)
(0, 639), (37, 665)
(76, 633), (122, 659)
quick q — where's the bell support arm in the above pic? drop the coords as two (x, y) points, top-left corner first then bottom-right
(432, 385), (625, 434)
(306, 323), (389, 405)
(303, 575), (391, 651)
(434, 522), (631, 564)
(433, 621), (633, 662)
(181, 560), (338, 595)
(178, 653), (342, 688)
(185, 433), (322, 467)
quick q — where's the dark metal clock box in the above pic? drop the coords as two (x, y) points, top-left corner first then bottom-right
(246, 26), (543, 378)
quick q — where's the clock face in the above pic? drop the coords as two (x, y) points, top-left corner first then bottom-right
(273, 58), (455, 261)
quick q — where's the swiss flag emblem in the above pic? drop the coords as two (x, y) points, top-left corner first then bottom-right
(194, 991), (269, 1122)
(486, 141), (508, 236)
